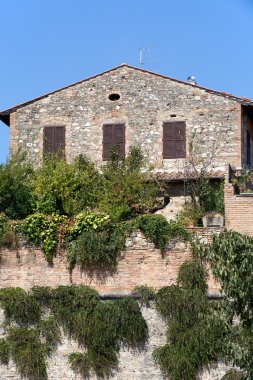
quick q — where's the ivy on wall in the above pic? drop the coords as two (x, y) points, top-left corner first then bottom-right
(153, 260), (229, 380)
(0, 285), (148, 380)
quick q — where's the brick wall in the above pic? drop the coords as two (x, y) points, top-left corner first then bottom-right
(0, 229), (221, 295)
(224, 182), (253, 236)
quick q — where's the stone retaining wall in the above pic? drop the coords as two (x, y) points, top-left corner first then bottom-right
(0, 305), (233, 380)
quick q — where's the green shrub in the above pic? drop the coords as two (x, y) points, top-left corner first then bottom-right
(0, 154), (34, 219)
(20, 213), (64, 263)
(134, 214), (190, 252)
(30, 154), (103, 215)
(0, 214), (19, 249)
(99, 146), (158, 221)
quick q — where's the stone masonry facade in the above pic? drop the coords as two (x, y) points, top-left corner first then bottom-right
(8, 65), (243, 175)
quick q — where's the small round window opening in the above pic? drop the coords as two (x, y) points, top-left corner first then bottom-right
(109, 93), (120, 101)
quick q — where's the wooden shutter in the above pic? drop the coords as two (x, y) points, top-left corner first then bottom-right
(163, 122), (174, 159)
(54, 126), (65, 155)
(103, 124), (114, 161)
(114, 124), (125, 158)
(44, 127), (55, 154)
(163, 121), (186, 159)
(174, 122), (186, 158)
(103, 124), (125, 160)
(43, 126), (65, 155)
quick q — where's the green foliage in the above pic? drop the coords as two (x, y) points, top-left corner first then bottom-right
(5, 327), (47, 380)
(221, 370), (246, 380)
(134, 214), (190, 252)
(0, 153), (34, 219)
(0, 214), (19, 249)
(132, 285), (156, 307)
(67, 223), (126, 272)
(176, 202), (204, 227)
(154, 261), (228, 380)
(68, 210), (110, 239)
(0, 285), (147, 379)
(0, 338), (10, 365)
(196, 230), (253, 377)
(0, 287), (41, 325)
(30, 154), (103, 215)
(69, 350), (118, 379)
(100, 146), (158, 221)
(200, 180), (224, 214)
(20, 213), (65, 263)
(177, 260), (207, 293)
(37, 317), (61, 354)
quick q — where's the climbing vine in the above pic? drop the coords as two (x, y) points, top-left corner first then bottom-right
(0, 285), (148, 380)
(153, 260), (229, 380)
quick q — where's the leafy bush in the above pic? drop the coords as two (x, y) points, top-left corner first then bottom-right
(68, 210), (110, 239)
(0, 214), (19, 249)
(134, 214), (190, 252)
(196, 230), (253, 377)
(99, 146), (158, 221)
(30, 154), (103, 215)
(20, 213), (66, 263)
(0, 154), (34, 220)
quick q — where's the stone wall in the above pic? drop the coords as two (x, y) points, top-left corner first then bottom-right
(0, 229), (220, 295)
(10, 65), (242, 174)
(0, 227), (234, 380)
(0, 306), (232, 380)
(224, 181), (253, 236)
(0, 304), (233, 380)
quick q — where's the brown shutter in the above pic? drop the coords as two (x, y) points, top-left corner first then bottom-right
(163, 121), (186, 159)
(43, 126), (65, 155)
(174, 121), (186, 158)
(163, 122), (174, 159)
(103, 124), (114, 161)
(54, 126), (65, 156)
(103, 124), (125, 160)
(44, 127), (54, 154)
(114, 124), (125, 158)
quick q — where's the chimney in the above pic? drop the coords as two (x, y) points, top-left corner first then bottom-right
(187, 75), (197, 85)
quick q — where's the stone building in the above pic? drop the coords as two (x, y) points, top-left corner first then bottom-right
(1, 64), (253, 224)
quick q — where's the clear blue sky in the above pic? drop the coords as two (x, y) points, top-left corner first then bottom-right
(1, 0), (253, 163)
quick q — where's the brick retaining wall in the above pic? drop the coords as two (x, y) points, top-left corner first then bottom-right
(0, 228), (221, 294)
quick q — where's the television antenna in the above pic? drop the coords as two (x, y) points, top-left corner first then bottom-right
(139, 46), (157, 65)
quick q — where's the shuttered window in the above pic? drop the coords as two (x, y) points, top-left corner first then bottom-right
(43, 126), (65, 155)
(103, 124), (125, 160)
(163, 121), (186, 159)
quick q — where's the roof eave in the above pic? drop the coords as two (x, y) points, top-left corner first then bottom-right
(0, 114), (10, 126)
